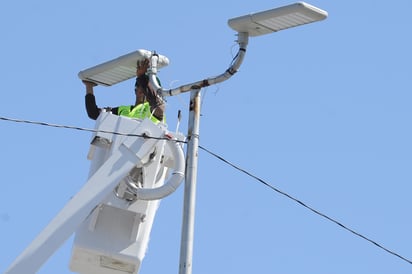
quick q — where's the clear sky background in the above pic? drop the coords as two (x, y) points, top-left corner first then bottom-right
(1, 1), (411, 273)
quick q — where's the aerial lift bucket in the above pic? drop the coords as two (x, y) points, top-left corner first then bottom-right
(69, 112), (185, 274)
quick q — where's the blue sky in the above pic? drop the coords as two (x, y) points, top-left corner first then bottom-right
(1, 1), (412, 273)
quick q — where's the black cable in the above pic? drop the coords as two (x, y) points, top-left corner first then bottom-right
(0, 116), (186, 143)
(198, 145), (412, 265)
(1, 115), (411, 265)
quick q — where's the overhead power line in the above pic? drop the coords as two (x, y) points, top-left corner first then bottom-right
(198, 145), (412, 265)
(0, 116), (185, 143)
(1, 115), (411, 266)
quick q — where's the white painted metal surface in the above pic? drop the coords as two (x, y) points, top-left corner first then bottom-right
(70, 112), (185, 274)
(228, 2), (327, 36)
(78, 49), (169, 86)
(5, 113), (185, 274)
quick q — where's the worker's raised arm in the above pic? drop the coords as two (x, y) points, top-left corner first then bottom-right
(136, 59), (165, 121)
(83, 80), (100, 120)
(136, 58), (149, 77)
(83, 80), (96, 95)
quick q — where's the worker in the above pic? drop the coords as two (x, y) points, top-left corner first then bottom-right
(84, 58), (165, 123)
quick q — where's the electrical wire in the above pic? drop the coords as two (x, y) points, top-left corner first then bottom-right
(198, 145), (412, 265)
(1, 115), (411, 265)
(0, 116), (186, 143)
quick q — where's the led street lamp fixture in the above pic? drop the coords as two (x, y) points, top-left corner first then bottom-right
(78, 49), (169, 87)
(228, 2), (327, 36)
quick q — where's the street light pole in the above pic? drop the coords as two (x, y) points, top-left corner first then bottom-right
(148, 33), (247, 274)
(179, 88), (201, 274)
(148, 4), (327, 274)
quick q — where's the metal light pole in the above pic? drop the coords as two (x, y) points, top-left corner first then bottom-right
(153, 3), (327, 274)
(179, 88), (201, 274)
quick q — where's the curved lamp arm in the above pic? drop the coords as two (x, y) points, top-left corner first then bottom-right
(147, 32), (249, 97)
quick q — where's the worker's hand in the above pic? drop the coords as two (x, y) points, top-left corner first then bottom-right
(82, 80), (97, 87)
(136, 58), (149, 76)
(83, 80), (97, 94)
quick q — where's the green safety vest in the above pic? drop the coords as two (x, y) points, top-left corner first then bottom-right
(117, 102), (162, 123)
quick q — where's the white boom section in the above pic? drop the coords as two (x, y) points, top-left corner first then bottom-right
(5, 113), (185, 274)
